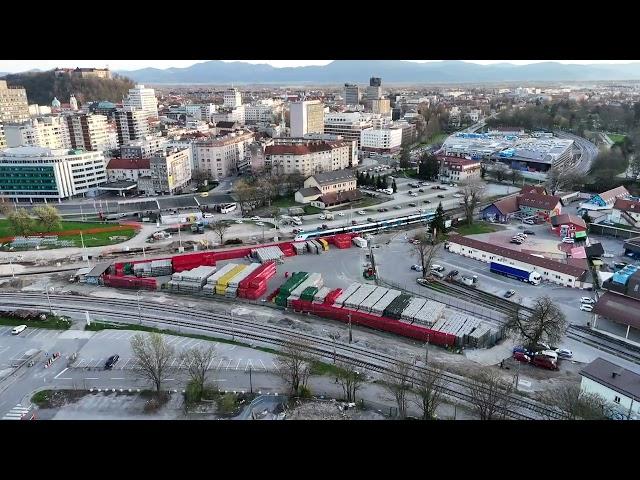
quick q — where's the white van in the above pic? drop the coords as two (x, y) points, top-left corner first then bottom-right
(11, 325), (27, 335)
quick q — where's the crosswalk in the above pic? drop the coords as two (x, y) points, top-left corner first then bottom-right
(2, 404), (30, 421)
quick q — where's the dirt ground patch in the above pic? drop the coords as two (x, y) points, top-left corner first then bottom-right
(31, 389), (87, 408)
(285, 399), (386, 420)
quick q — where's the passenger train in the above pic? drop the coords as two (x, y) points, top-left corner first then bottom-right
(293, 211), (436, 241)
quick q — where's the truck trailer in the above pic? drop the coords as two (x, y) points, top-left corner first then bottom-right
(490, 261), (541, 285)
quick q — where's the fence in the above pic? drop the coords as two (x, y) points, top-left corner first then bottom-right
(588, 223), (640, 240)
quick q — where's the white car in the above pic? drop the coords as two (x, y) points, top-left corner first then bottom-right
(580, 297), (595, 304)
(11, 325), (27, 335)
(555, 348), (573, 359)
(453, 194), (463, 198)
(251, 216), (260, 221)
(235, 219), (244, 224)
(421, 182), (430, 186)
(255, 222), (265, 226)
(319, 215), (326, 220)
(562, 237), (575, 244)
(580, 304), (594, 312)
(337, 212), (345, 216)
(358, 210), (367, 215)
(203, 213), (214, 218)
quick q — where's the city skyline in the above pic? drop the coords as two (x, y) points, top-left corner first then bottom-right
(1, 59), (638, 74)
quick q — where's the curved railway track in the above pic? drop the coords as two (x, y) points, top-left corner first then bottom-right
(0, 292), (566, 419)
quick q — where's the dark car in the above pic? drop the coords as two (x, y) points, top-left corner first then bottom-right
(431, 186), (439, 190)
(105, 354), (119, 370)
(383, 208), (389, 212)
(447, 270), (459, 278)
(423, 199), (431, 204)
(437, 194), (445, 198)
(321, 224), (328, 229)
(378, 208), (385, 212)
(367, 217), (375, 222)
(510, 239), (522, 244)
(513, 351), (531, 363)
(408, 202), (417, 207)
(418, 189), (425, 193)
(523, 229), (535, 235)
(351, 220), (358, 225)
(504, 289), (516, 298)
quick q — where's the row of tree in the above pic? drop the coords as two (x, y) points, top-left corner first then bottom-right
(486, 163), (524, 185)
(356, 170), (395, 191)
(0, 204), (62, 236)
(233, 171), (305, 215)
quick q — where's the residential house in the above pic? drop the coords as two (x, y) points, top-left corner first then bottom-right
(481, 195), (519, 223)
(518, 192), (562, 222)
(609, 198), (640, 228)
(303, 169), (357, 196)
(550, 213), (587, 238)
(294, 187), (322, 204)
(580, 357), (640, 419)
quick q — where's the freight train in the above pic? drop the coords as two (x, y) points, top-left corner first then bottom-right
(294, 211), (436, 241)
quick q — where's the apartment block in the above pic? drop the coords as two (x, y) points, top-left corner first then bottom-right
(65, 113), (110, 151)
(264, 140), (354, 176)
(0, 80), (30, 123)
(123, 84), (158, 120)
(360, 127), (403, 155)
(149, 146), (192, 195)
(4, 117), (70, 150)
(115, 107), (150, 144)
(290, 100), (324, 137)
(193, 130), (255, 180)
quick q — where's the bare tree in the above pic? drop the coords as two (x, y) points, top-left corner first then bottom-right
(211, 220), (230, 245)
(545, 166), (583, 195)
(508, 168), (523, 185)
(460, 178), (485, 226)
(411, 233), (442, 277)
(381, 359), (414, 418)
(130, 332), (177, 394)
(540, 384), (609, 420)
(181, 345), (217, 401)
(505, 296), (567, 350)
(412, 363), (448, 420)
(466, 369), (513, 420)
(271, 208), (282, 231)
(335, 361), (366, 403)
(32, 205), (61, 232)
(488, 163), (509, 183)
(276, 337), (312, 396)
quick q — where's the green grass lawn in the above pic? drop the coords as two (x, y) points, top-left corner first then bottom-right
(270, 196), (302, 208)
(0, 219), (112, 238)
(63, 229), (137, 247)
(608, 133), (626, 144)
(451, 221), (498, 236)
(0, 315), (71, 330)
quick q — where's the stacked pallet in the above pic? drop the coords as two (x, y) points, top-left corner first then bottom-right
(430, 314), (483, 347)
(169, 265), (217, 294)
(275, 272), (309, 307)
(357, 287), (389, 313)
(292, 242), (307, 255)
(216, 264), (248, 295)
(410, 301), (445, 327)
(383, 294), (413, 319)
(344, 284), (377, 309)
(312, 286), (331, 304)
(150, 259), (172, 276)
(202, 263), (238, 295)
(224, 263), (261, 298)
(238, 261), (277, 300)
(252, 246), (285, 263)
(399, 298), (428, 321)
(306, 241), (323, 254)
(334, 284), (361, 307)
(370, 289), (402, 316)
(279, 243), (295, 257)
(333, 234), (352, 249)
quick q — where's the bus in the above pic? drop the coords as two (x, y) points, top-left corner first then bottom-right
(294, 211), (435, 241)
(220, 203), (237, 214)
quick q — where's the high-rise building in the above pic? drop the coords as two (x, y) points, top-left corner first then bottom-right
(65, 113), (110, 151)
(115, 107), (150, 144)
(0, 146), (107, 200)
(0, 123), (6, 149)
(365, 77), (382, 101)
(290, 100), (324, 137)
(344, 83), (361, 106)
(323, 112), (373, 149)
(370, 98), (391, 116)
(193, 130), (255, 180)
(4, 117), (70, 150)
(0, 80), (30, 123)
(223, 88), (242, 108)
(149, 146), (192, 195)
(360, 127), (403, 155)
(123, 84), (158, 120)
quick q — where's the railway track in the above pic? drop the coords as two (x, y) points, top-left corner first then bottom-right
(566, 325), (640, 365)
(0, 292), (565, 419)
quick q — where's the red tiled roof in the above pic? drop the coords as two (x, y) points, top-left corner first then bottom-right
(518, 192), (562, 211)
(448, 234), (587, 278)
(519, 184), (547, 195)
(440, 156), (481, 167)
(598, 186), (629, 203)
(550, 213), (587, 229)
(107, 158), (151, 170)
(265, 144), (333, 156)
(492, 195), (519, 215)
(613, 198), (640, 213)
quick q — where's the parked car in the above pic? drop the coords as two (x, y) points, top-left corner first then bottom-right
(410, 192), (418, 197)
(251, 216), (260, 221)
(510, 239), (523, 244)
(504, 289), (516, 298)
(367, 217), (375, 222)
(377, 208), (385, 212)
(394, 205), (402, 209)
(382, 208), (389, 212)
(418, 189), (425, 193)
(423, 199), (431, 204)
(408, 190), (413, 195)
(580, 297), (595, 304)
(421, 182), (430, 186)
(337, 212), (345, 216)
(351, 220), (358, 225)
(437, 194), (445, 198)
(411, 264), (423, 272)
(293, 228), (304, 234)
(431, 264), (445, 272)
(555, 348), (573, 359)
(255, 222), (265, 226)
(523, 229), (535, 235)
(321, 224), (328, 229)
(203, 213), (214, 219)
(11, 325), (27, 335)
(562, 237), (575, 244)
(235, 219), (244, 224)
(358, 210), (367, 215)
(408, 202), (417, 207)
(531, 355), (559, 371)
(416, 278), (430, 287)
(104, 354), (120, 370)
(580, 304), (594, 312)
(431, 186), (439, 190)
(430, 270), (445, 279)
(513, 351), (531, 363)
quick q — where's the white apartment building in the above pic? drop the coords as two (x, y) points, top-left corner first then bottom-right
(115, 107), (150, 144)
(223, 88), (243, 108)
(4, 117), (70, 150)
(123, 84), (158, 120)
(28, 104), (52, 116)
(212, 105), (245, 125)
(290, 100), (324, 137)
(193, 130), (255, 180)
(245, 102), (278, 124)
(264, 140), (354, 177)
(0, 123), (6, 149)
(106, 158), (151, 182)
(323, 112), (373, 149)
(360, 127), (403, 155)
(0, 146), (107, 200)
(0, 80), (30, 123)
(119, 135), (168, 159)
(185, 104), (216, 122)
(65, 113), (110, 152)
(149, 146), (192, 195)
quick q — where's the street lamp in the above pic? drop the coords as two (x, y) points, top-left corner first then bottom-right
(136, 290), (142, 324)
(348, 312), (353, 344)
(45, 284), (53, 314)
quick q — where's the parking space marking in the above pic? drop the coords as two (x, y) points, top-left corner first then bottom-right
(111, 377), (125, 380)
(0, 327), (10, 335)
(22, 329), (38, 338)
(54, 367), (69, 379)
(225, 359), (233, 370)
(169, 359), (177, 368)
(120, 358), (132, 370)
(0, 346), (11, 356)
(216, 358), (225, 370)
(245, 359), (254, 372)
(235, 358), (242, 370)
(76, 359), (86, 367)
(85, 377), (99, 380)
(259, 359), (267, 371)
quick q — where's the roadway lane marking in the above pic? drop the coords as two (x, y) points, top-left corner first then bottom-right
(54, 367), (69, 379)
(85, 377), (99, 380)
(22, 329), (38, 338)
(110, 378), (125, 380)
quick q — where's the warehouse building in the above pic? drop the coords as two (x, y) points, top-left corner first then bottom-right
(447, 234), (590, 288)
(592, 292), (640, 342)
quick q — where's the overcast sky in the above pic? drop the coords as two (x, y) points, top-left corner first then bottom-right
(0, 60), (637, 73)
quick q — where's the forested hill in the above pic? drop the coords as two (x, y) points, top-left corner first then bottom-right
(1, 71), (135, 106)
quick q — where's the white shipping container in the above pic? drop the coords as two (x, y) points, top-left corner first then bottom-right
(334, 283), (361, 306)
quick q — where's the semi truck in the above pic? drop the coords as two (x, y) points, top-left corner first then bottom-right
(490, 261), (541, 285)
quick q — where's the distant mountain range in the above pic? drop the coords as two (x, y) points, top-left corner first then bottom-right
(113, 60), (640, 85)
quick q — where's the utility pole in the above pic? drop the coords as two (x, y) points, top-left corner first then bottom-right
(45, 284), (53, 314)
(136, 290), (142, 324)
(80, 231), (89, 267)
(178, 224), (183, 250)
(249, 366), (253, 394)
(348, 312), (353, 344)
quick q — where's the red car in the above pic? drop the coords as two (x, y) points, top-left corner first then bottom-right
(532, 355), (559, 371)
(513, 351), (531, 363)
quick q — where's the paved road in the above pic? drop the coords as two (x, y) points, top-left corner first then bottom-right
(554, 130), (598, 175)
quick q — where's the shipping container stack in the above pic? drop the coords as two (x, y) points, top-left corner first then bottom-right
(399, 297), (428, 322)
(133, 262), (152, 277)
(333, 284), (361, 307)
(409, 301), (445, 328)
(383, 294), (413, 319)
(292, 242), (307, 255)
(102, 274), (157, 290)
(318, 239), (329, 251)
(300, 286), (319, 302)
(344, 284), (378, 310)
(252, 246), (285, 263)
(225, 263), (261, 298)
(237, 261), (277, 300)
(275, 272), (309, 307)
(312, 286), (331, 304)
(430, 313), (483, 347)
(215, 264), (247, 295)
(287, 273), (323, 306)
(168, 265), (217, 294)
(324, 288), (343, 305)
(202, 263), (238, 296)
(370, 289), (402, 316)
(279, 243), (295, 257)
(333, 234), (352, 249)
(357, 286), (389, 313)
(305, 241), (318, 254)
(150, 259), (173, 276)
